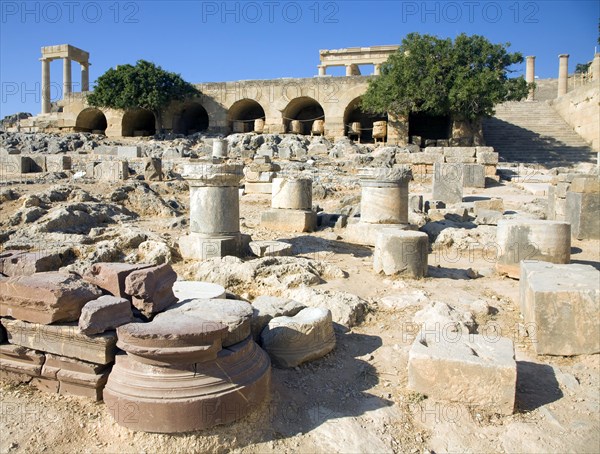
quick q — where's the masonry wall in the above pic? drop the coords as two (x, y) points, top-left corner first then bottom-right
(551, 83), (600, 151)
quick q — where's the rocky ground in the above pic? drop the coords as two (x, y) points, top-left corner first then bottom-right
(0, 132), (599, 453)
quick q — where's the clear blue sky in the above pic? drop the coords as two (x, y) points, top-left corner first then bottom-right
(1, 0), (598, 117)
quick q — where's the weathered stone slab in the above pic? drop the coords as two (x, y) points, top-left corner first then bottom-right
(2, 318), (118, 364)
(93, 160), (128, 181)
(172, 281), (226, 302)
(0, 344), (45, 377)
(432, 163), (464, 204)
(0, 250), (64, 276)
(117, 146), (142, 158)
(474, 198), (504, 214)
(249, 240), (293, 257)
(82, 262), (154, 298)
(157, 298), (253, 347)
(250, 295), (306, 340)
(408, 332), (516, 415)
(124, 263), (177, 316)
(104, 336), (271, 433)
(566, 191), (600, 240)
(344, 222), (411, 247)
(79, 295), (134, 335)
(244, 182), (273, 194)
(495, 220), (571, 278)
(373, 229), (428, 278)
(569, 176), (600, 193)
(462, 164), (485, 188)
(0, 272), (103, 324)
(260, 208), (317, 233)
(46, 155), (72, 171)
(261, 308), (336, 368)
(520, 261), (600, 355)
(476, 151), (499, 165)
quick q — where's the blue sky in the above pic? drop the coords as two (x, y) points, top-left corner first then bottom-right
(1, 0), (598, 116)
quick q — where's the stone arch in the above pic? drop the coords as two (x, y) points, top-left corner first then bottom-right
(122, 109), (156, 137)
(227, 99), (266, 133)
(75, 107), (107, 134)
(282, 96), (325, 135)
(173, 102), (209, 135)
(343, 96), (387, 143)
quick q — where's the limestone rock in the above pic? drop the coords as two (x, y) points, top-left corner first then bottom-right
(0, 249), (65, 276)
(412, 301), (476, 335)
(251, 295), (306, 339)
(261, 307), (336, 367)
(78, 295), (134, 335)
(408, 331), (516, 415)
(249, 240), (293, 257)
(284, 287), (367, 328)
(0, 271), (102, 324)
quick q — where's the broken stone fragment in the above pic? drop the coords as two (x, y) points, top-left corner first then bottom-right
(124, 263), (177, 316)
(0, 271), (103, 324)
(250, 295), (306, 340)
(78, 295), (134, 335)
(260, 307), (336, 368)
(82, 262), (153, 299)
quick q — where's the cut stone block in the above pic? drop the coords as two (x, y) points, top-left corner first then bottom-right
(244, 182), (273, 194)
(124, 263), (177, 316)
(0, 155), (30, 173)
(569, 176), (600, 193)
(157, 298), (253, 347)
(250, 295), (306, 340)
(271, 178), (312, 210)
(178, 232), (251, 260)
(475, 209), (503, 225)
(260, 307), (336, 368)
(566, 191), (600, 240)
(474, 198), (504, 214)
(249, 240), (293, 257)
(78, 295), (134, 335)
(3, 318), (118, 365)
(0, 250), (64, 276)
(82, 262), (153, 299)
(432, 163), (464, 204)
(117, 315), (227, 366)
(172, 281), (226, 302)
(408, 332), (516, 415)
(520, 261), (600, 355)
(260, 208), (317, 233)
(0, 344), (45, 377)
(117, 146), (142, 158)
(104, 336), (271, 433)
(476, 151), (499, 165)
(0, 271), (103, 324)
(46, 155), (72, 171)
(94, 160), (128, 181)
(443, 147), (476, 158)
(495, 220), (571, 278)
(373, 230), (429, 278)
(462, 164), (485, 188)
(344, 222), (411, 247)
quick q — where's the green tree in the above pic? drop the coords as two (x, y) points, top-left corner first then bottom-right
(575, 62), (591, 74)
(87, 60), (200, 133)
(361, 33), (530, 121)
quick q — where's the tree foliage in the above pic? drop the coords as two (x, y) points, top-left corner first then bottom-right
(87, 60), (200, 131)
(361, 33), (530, 120)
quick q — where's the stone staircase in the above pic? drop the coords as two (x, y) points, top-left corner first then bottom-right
(482, 100), (596, 167)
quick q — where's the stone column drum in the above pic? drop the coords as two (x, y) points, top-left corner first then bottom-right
(261, 178), (317, 232)
(495, 219), (571, 278)
(558, 54), (569, 97)
(526, 56), (535, 101)
(373, 230), (429, 278)
(344, 167), (412, 246)
(179, 163), (250, 259)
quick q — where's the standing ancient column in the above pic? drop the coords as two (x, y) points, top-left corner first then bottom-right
(81, 62), (90, 92)
(41, 58), (51, 114)
(525, 56), (535, 101)
(63, 58), (72, 97)
(558, 54), (569, 97)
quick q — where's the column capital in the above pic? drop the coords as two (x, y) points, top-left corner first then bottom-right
(558, 54), (570, 58)
(526, 55), (535, 60)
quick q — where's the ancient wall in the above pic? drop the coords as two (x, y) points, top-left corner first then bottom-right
(551, 83), (600, 151)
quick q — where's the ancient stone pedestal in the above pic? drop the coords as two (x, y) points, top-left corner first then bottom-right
(212, 139), (228, 158)
(566, 176), (600, 240)
(345, 167), (411, 246)
(243, 156), (278, 194)
(179, 163), (250, 259)
(495, 220), (571, 278)
(104, 314), (270, 433)
(408, 331), (516, 415)
(172, 281), (226, 302)
(261, 178), (317, 232)
(373, 230), (429, 278)
(520, 261), (599, 355)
